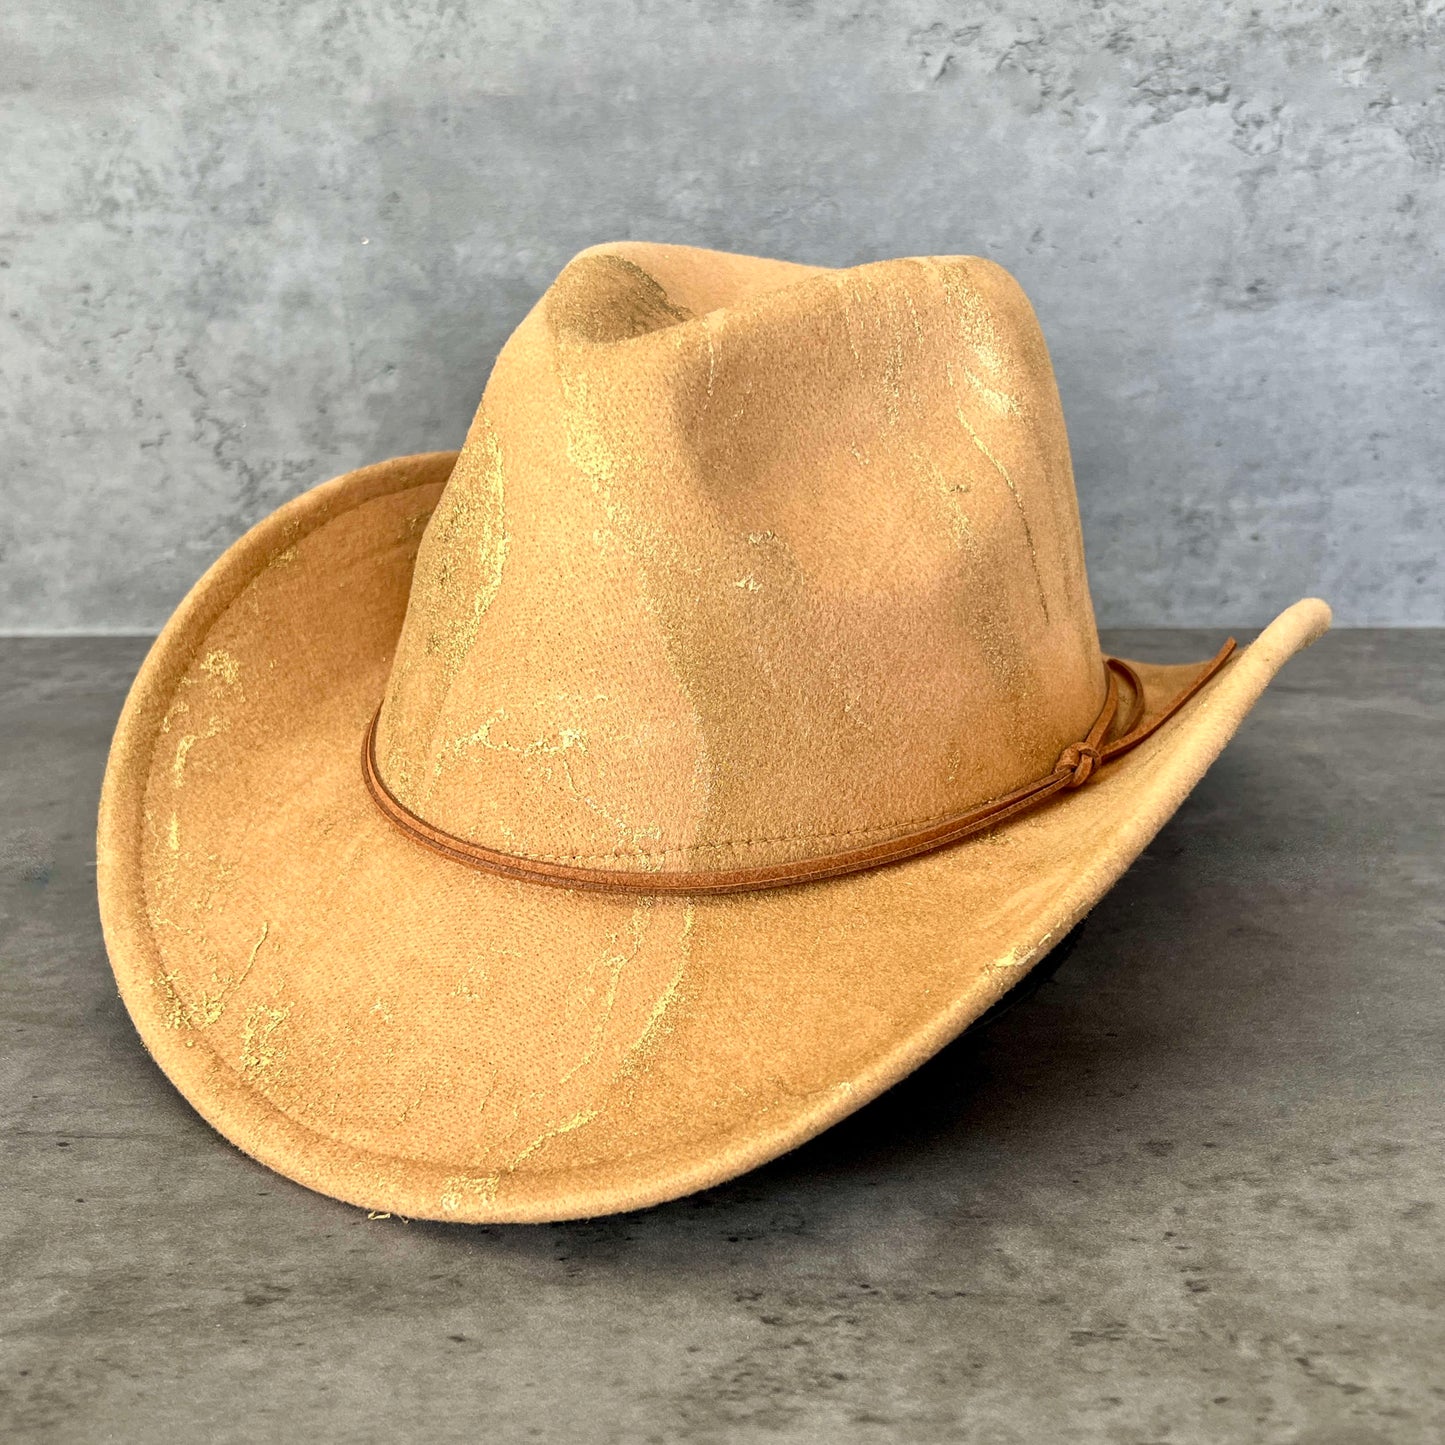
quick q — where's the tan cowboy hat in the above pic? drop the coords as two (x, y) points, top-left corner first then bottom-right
(97, 243), (1330, 1223)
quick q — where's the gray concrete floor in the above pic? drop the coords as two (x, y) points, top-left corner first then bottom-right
(1, 631), (1441, 1444)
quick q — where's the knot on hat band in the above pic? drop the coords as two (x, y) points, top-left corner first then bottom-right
(1055, 742), (1102, 788)
(361, 639), (1236, 896)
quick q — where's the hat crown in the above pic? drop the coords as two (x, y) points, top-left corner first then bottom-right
(373, 243), (1102, 874)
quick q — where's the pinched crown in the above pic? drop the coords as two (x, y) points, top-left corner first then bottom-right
(373, 243), (1103, 874)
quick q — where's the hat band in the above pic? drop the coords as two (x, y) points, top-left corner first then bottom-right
(361, 639), (1236, 896)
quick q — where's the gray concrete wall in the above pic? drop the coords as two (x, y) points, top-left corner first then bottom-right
(2, 0), (1440, 631)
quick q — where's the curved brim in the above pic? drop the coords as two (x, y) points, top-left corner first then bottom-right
(97, 453), (1332, 1223)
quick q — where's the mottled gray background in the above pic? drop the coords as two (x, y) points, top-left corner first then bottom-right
(2, 0), (1441, 631)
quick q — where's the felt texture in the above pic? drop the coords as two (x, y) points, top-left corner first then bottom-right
(375, 244), (1101, 872)
(96, 244), (1331, 1223)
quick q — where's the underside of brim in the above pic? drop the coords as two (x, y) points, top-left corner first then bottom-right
(97, 454), (1331, 1223)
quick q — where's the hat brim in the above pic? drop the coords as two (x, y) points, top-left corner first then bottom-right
(97, 452), (1331, 1223)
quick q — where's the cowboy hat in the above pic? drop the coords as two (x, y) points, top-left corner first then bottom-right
(97, 242), (1330, 1222)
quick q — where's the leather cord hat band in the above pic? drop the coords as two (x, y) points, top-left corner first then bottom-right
(362, 640), (1237, 896)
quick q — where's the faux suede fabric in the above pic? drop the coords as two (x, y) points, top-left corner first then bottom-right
(374, 245), (1101, 875)
(95, 244), (1332, 1224)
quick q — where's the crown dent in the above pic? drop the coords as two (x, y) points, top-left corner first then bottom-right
(373, 243), (1104, 875)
